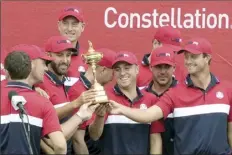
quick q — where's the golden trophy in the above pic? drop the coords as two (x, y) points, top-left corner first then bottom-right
(82, 41), (108, 104)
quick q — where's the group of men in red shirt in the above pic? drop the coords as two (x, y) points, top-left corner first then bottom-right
(1, 6), (232, 155)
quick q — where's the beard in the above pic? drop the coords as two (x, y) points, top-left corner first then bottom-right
(154, 76), (172, 87)
(50, 61), (69, 76)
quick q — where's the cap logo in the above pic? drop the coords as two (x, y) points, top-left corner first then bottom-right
(188, 41), (199, 45)
(156, 53), (171, 57)
(65, 8), (79, 13)
(57, 40), (71, 44)
(117, 54), (129, 58)
(171, 38), (182, 43)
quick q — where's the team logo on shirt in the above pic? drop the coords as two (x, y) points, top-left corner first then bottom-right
(140, 103), (147, 110)
(216, 91), (224, 99)
(78, 66), (85, 72)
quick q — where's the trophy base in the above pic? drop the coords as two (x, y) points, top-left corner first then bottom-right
(92, 82), (108, 104)
(94, 95), (109, 104)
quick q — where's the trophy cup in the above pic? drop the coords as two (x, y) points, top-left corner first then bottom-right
(82, 41), (109, 104)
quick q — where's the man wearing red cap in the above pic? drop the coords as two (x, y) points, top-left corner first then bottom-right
(36, 36), (99, 155)
(98, 51), (163, 154)
(1, 45), (67, 154)
(68, 48), (116, 155)
(137, 26), (186, 88)
(109, 38), (232, 155)
(143, 46), (178, 155)
(57, 7), (87, 81)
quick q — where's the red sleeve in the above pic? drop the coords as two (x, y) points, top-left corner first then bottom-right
(67, 83), (83, 102)
(42, 100), (61, 136)
(156, 90), (174, 119)
(150, 120), (165, 133)
(149, 93), (165, 133)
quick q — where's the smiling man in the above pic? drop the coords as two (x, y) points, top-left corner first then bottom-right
(109, 38), (232, 155)
(98, 51), (164, 154)
(57, 7), (87, 81)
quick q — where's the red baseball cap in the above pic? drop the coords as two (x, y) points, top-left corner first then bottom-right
(150, 46), (175, 67)
(177, 38), (212, 54)
(10, 44), (54, 61)
(45, 36), (77, 53)
(97, 48), (116, 68)
(58, 7), (84, 22)
(112, 51), (138, 67)
(153, 26), (182, 51)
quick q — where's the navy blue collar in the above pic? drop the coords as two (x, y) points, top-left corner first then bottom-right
(79, 72), (92, 90)
(113, 84), (143, 103)
(185, 73), (220, 92)
(72, 42), (80, 56)
(6, 81), (33, 90)
(141, 53), (150, 66)
(45, 71), (66, 86)
(146, 77), (178, 97)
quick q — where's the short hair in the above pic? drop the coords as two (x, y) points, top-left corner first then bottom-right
(203, 53), (211, 65)
(4, 51), (31, 80)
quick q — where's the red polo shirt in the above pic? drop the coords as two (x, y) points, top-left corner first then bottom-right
(155, 74), (232, 154)
(37, 71), (70, 110)
(99, 85), (164, 154)
(1, 81), (61, 154)
(67, 72), (95, 129)
(36, 71), (73, 154)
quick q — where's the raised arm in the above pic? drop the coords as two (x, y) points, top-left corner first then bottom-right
(109, 92), (174, 123)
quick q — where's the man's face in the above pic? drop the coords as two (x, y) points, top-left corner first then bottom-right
(151, 64), (175, 86)
(184, 52), (210, 75)
(96, 66), (113, 85)
(49, 50), (72, 76)
(152, 39), (162, 51)
(58, 16), (85, 43)
(113, 62), (139, 89)
(31, 59), (48, 83)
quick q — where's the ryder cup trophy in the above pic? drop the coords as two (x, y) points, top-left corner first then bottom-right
(82, 41), (108, 104)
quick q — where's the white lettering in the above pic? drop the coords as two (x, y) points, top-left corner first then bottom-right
(104, 7), (117, 28)
(207, 14), (217, 29)
(130, 13), (140, 28)
(141, 13), (151, 28)
(159, 13), (170, 27)
(104, 7), (231, 29)
(118, 13), (129, 28)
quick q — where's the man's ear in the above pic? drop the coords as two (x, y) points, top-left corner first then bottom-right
(135, 65), (139, 75)
(81, 22), (86, 32)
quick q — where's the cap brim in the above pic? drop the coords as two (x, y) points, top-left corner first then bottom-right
(53, 47), (77, 53)
(163, 44), (182, 52)
(151, 60), (175, 67)
(40, 55), (55, 61)
(177, 47), (202, 55)
(112, 59), (136, 68)
(59, 12), (83, 22)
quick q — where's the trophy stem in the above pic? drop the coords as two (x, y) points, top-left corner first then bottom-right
(91, 62), (98, 84)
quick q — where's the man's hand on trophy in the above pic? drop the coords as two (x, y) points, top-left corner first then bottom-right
(108, 100), (124, 115)
(76, 102), (100, 122)
(74, 89), (98, 108)
(95, 104), (107, 117)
